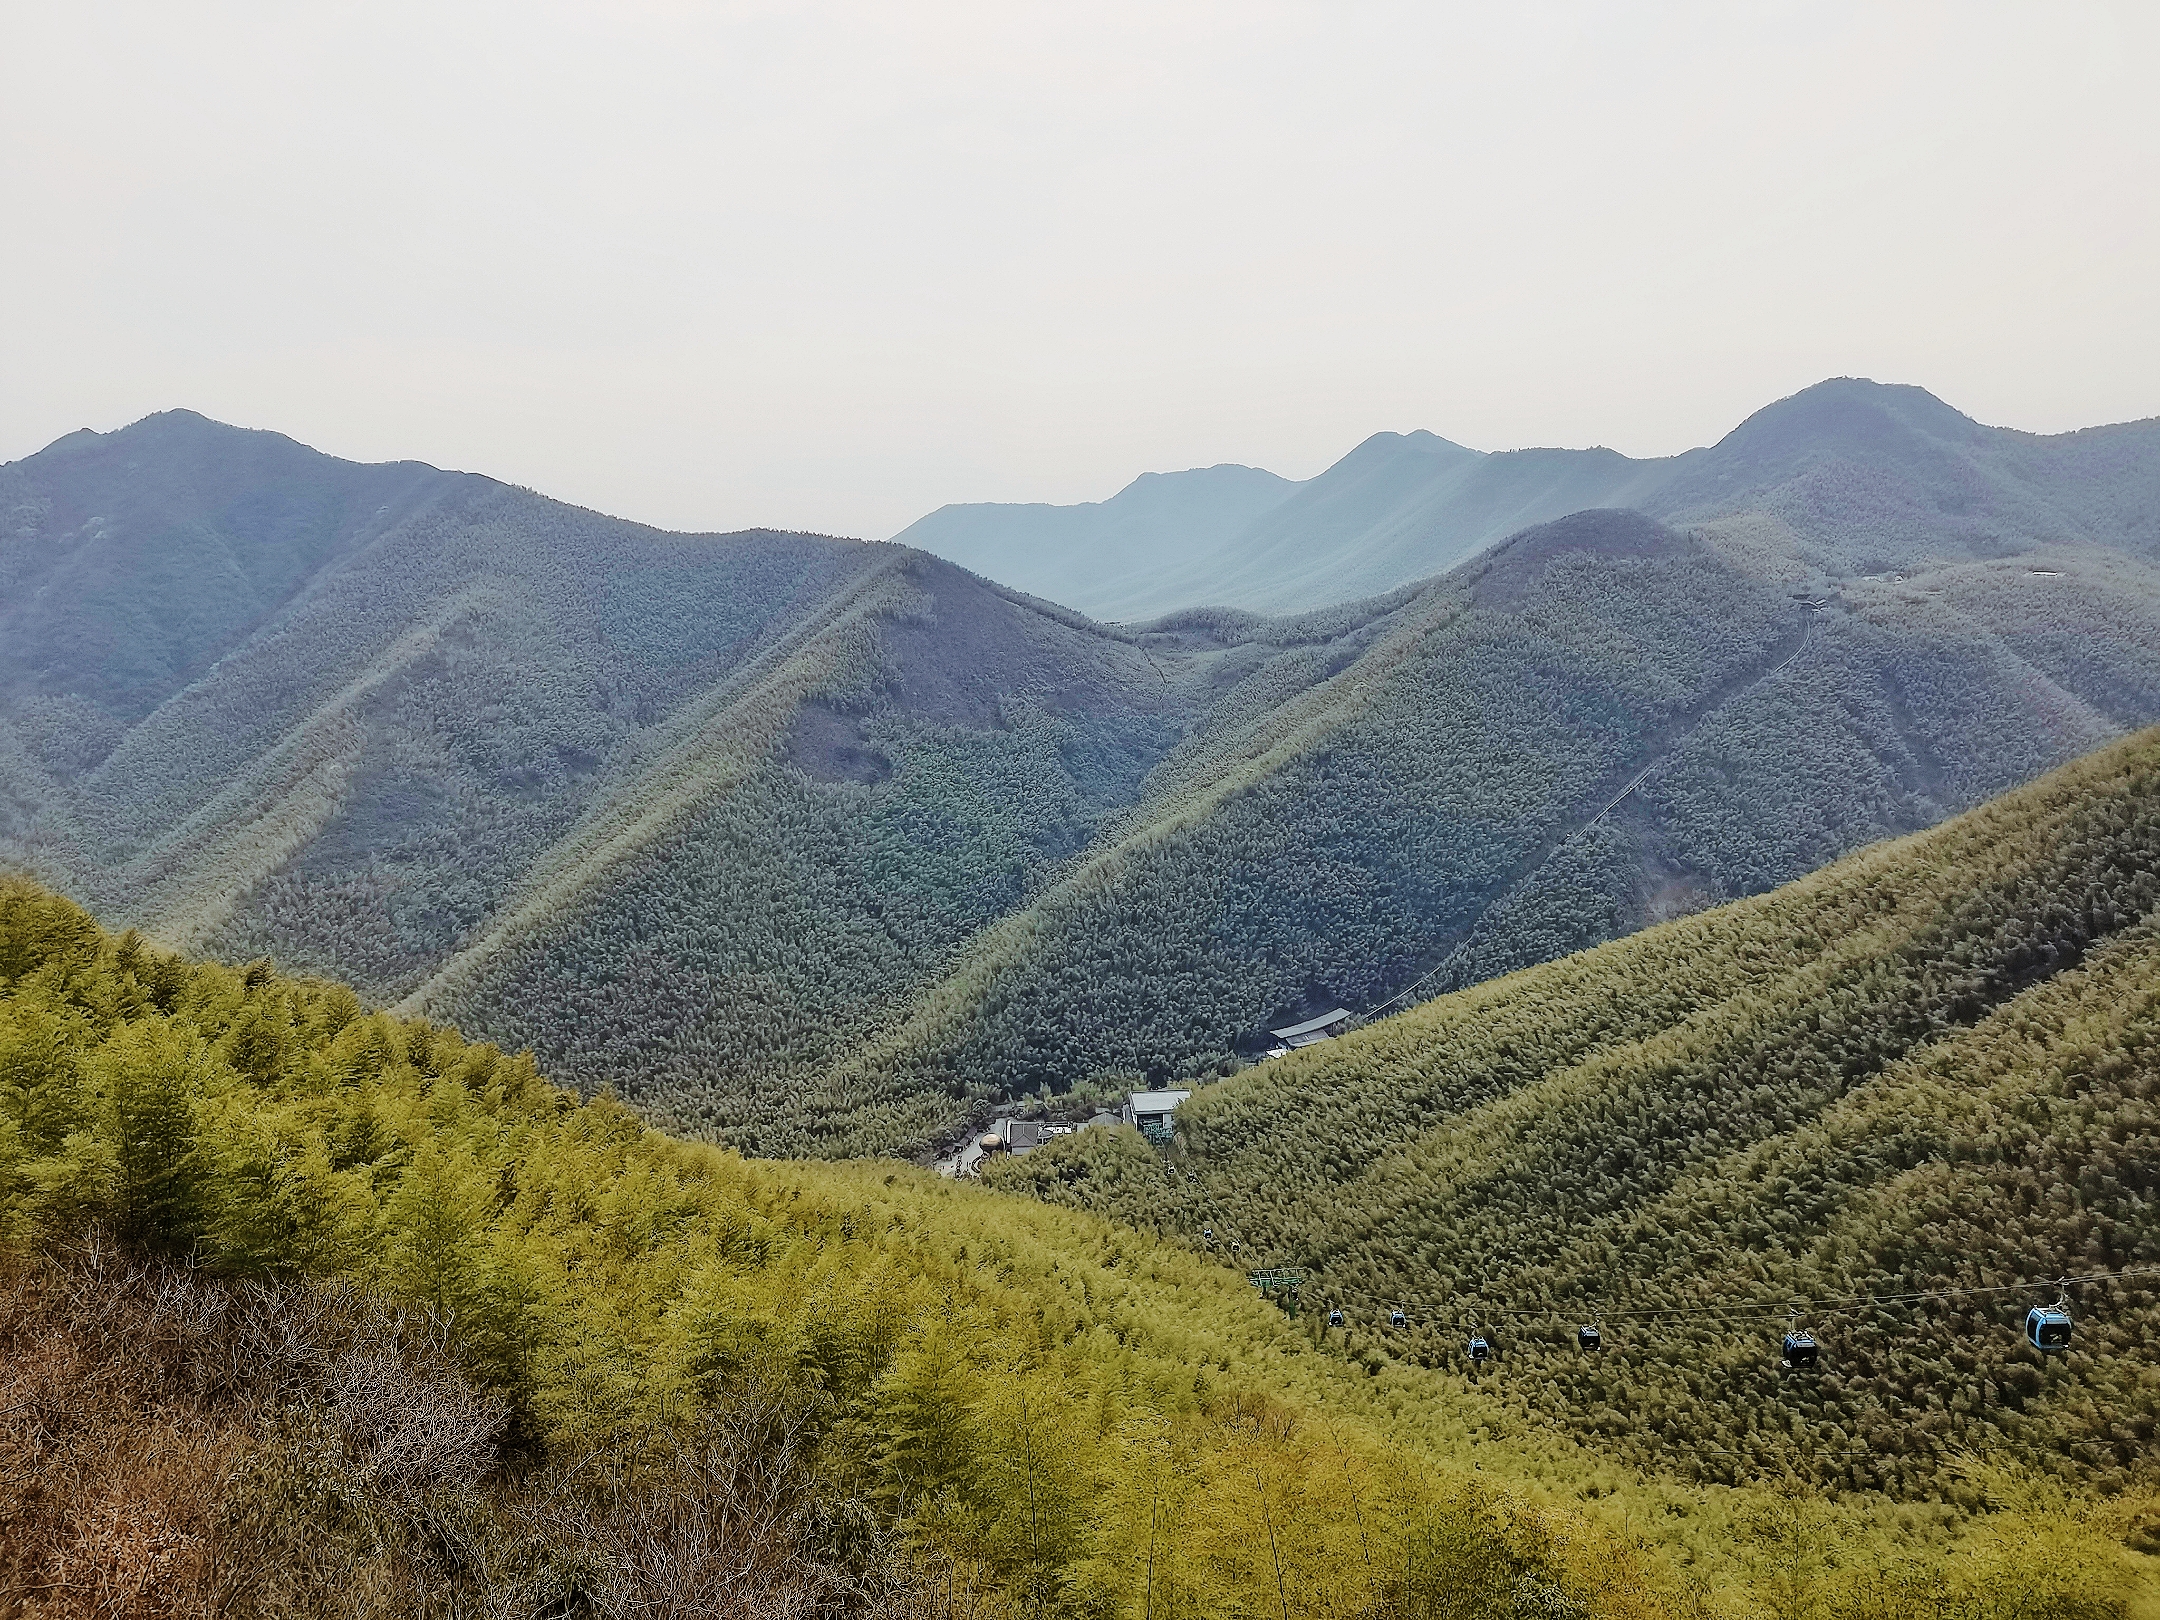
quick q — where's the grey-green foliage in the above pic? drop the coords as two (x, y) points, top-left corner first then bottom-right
(1, 411), (871, 979)
(894, 531), (1798, 1081)
(9, 410), (2160, 1162)
(815, 518), (2160, 1138)
(481, 512), (2160, 1160)
(0, 414), (449, 727)
(435, 697), (1181, 1153)
(1651, 381), (2160, 575)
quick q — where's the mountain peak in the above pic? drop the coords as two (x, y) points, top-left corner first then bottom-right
(12, 409), (320, 479)
(1718, 377), (1984, 456)
(1341, 427), (1482, 462)
(1111, 463), (1297, 503)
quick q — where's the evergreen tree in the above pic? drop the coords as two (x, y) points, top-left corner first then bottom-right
(92, 1019), (211, 1251)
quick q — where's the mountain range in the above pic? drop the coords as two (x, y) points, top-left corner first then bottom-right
(7, 377), (2160, 1605)
(885, 460), (1301, 622)
(3, 381), (2159, 1159)
(894, 379), (2160, 620)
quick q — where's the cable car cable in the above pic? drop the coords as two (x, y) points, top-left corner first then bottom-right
(1358, 1263), (2160, 1329)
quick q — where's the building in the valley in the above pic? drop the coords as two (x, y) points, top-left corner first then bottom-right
(988, 1118), (1056, 1152)
(1121, 1089), (1191, 1142)
(945, 1115), (1072, 1177)
(1267, 1008), (1353, 1051)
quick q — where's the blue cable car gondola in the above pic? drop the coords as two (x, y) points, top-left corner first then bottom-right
(2024, 1305), (2072, 1351)
(1390, 1308), (1407, 1329)
(1781, 1329), (1818, 1370)
(1467, 1333), (1491, 1363)
(2025, 1285), (2074, 1352)
(1577, 1323), (1602, 1352)
(1327, 1309), (1345, 1329)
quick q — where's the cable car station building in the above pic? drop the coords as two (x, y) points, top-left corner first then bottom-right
(1264, 1007), (1353, 1057)
(1121, 1089), (1191, 1143)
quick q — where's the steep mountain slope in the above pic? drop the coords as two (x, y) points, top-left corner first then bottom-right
(8, 412), (2160, 1160)
(995, 730), (2160, 1495)
(774, 515), (2160, 1150)
(8, 883), (2148, 1615)
(1652, 379), (2160, 571)
(895, 380), (2160, 621)
(0, 881), (1661, 1616)
(889, 461), (1297, 621)
(0, 410), (874, 932)
(0, 417), (1210, 1132)
(0, 413), (462, 744)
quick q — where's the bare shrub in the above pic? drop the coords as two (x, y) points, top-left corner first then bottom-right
(529, 1373), (917, 1620)
(0, 1246), (507, 1617)
(0, 1246), (925, 1619)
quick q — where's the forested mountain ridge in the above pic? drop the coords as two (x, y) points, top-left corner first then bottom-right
(0, 410), (1212, 959)
(0, 410), (467, 733)
(0, 409), (876, 951)
(1653, 379), (2160, 573)
(7, 411), (2160, 1158)
(769, 512), (2160, 1151)
(7, 881), (2151, 1615)
(896, 379), (2160, 620)
(994, 728), (2160, 1496)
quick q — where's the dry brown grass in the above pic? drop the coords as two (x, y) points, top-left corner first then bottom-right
(2, 1244), (245, 1618)
(0, 1243), (924, 1620)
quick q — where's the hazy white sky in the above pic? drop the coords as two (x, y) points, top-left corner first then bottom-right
(4, 1), (2155, 539)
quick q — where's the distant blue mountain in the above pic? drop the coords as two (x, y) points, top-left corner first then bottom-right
(892, 380), (2160, 620)
(889, 462), (1299, 620)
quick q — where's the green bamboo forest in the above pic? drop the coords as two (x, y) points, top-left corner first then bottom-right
(1, 855), (2154, 1616)
(992, 729), (2160, 1496)
(4, 386), (2160, 1616)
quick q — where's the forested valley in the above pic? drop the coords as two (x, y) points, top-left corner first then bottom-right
(4, 392), (2160, 1159)
(4, 395), (2160, 1615)
(3, 877), (2153, 1616)
(995, 730), (2160, 1503)
(14, 0), (2160, 1598)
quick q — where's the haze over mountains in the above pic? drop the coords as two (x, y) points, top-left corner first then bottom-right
(3, 380), (2159, 1160)
(895, 379), (2160, 621)
(883, 461), (1301, 622)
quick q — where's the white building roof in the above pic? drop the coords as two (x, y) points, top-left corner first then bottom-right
(1269, 1008), (1353, 1040)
